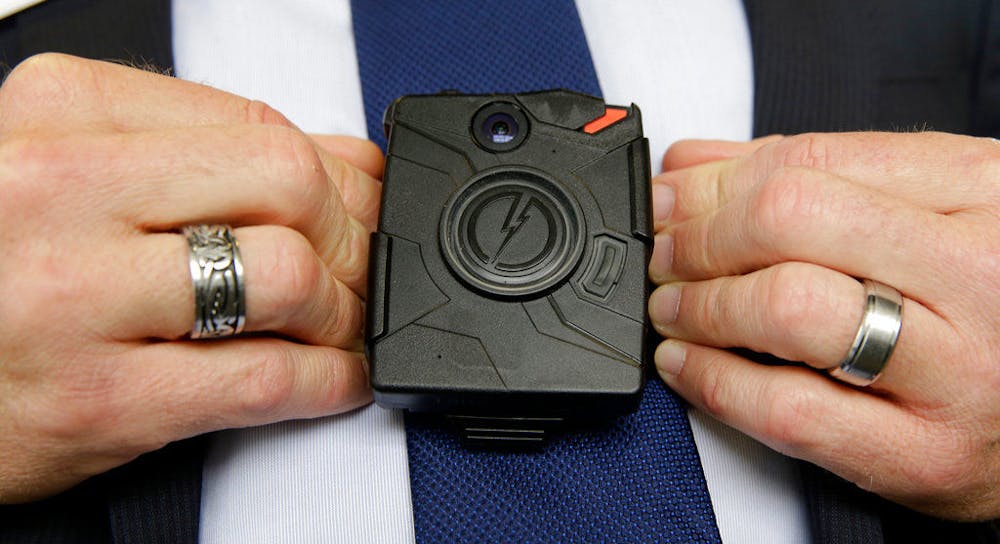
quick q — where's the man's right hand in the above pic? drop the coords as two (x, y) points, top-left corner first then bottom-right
(0, 54), (381, 503)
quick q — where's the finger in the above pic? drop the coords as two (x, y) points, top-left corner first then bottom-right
(47, 126), (373, 293)
(0, 55), (384, 234)
(655, 132), (999, 222)
(653, 166), (951, 300)
(648, 262), (951, 400)
(4, 338), (370, 501)
(652, 158), (738, 227)
(662, 135), (783, 172)
(1, 54), (297, 132)
(123, 338), (371, 439)
(59, 125), (377, 245)
(653, 340), (982, 516)
(310, 138), (382, 232)
(310, 134), (385, 180)
(108, 227), (364, 349)
(654, 136), (782, 229)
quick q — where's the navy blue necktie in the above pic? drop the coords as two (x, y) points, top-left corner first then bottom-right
(352, 2), (721, 541)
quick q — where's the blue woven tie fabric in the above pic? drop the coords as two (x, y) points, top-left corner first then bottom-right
(351, 1), (722, 541)
(404, 380), (721, 543)
(352, 0), (601, 151)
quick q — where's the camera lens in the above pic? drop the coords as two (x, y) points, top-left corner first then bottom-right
(482, 113), (518, 144)
(472, 102), (529, 151)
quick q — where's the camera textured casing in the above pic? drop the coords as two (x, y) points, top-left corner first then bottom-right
(367, 90), (652, 434)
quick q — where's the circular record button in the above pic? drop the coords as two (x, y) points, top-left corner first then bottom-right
(440, 168), (585, 298)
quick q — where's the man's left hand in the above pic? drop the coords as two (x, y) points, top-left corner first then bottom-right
(647, 132), (999, 521)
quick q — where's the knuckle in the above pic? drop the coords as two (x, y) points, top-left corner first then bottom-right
(0, 54), (91, 127)
(696, 357), (732, 419)
(2, 53), (78, 96)
(263, 126), (330, 222)
(328, 155), (364, 207)
(771, 133), (837, 171)
(355, 138), (384, 172)
(761, 381), (823, 454)
(690, 219), (717, 275)
(762, 264), (823, 338)
(239, 348), (297, 416)
(971, 141), (1000, 207)
(969, 232), (1000, 289)
(0, 140), (40, 210)
(0, 133), (107, 209)
(748, 168), (821, 251)
(327, 288), (363, 347)
(35, 363), (123, 442)
(674, 219), (714, 278)
(41, 401), (111, 442)
(262, 229), (323, 319)
(314, 281), (359, 347)
(318, 351), (362, 412)
(336, 220), (368, 283)
(661, 140), (693, 170)
(238, 98), (293, 127)
(0, 135), (63, 185)
(692, 281), (726, 338)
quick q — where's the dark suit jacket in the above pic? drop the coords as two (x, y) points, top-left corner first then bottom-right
(1, 1), (998, 543)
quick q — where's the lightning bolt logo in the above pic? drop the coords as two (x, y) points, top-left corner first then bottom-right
(489, 192), (534, 264)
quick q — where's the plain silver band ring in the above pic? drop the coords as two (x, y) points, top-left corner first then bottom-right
(184, 224), (246, 339)
(829, 279), (903, 386)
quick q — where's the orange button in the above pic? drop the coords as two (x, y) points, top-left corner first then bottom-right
(583, 107), (628, 134)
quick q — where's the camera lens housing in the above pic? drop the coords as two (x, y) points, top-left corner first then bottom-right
(472, 101), (529, 152)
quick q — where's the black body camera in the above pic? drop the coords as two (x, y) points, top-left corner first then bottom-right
(366, 90), (652, 441)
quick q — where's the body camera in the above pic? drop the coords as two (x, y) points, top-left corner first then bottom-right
(366, 90), (652, 436)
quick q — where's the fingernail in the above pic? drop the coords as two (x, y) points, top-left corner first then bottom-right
(649, 283), (681, 327)
(655, 340), (687, 376)
(651, 184), (675, 225)
(648, 232), (673, 281)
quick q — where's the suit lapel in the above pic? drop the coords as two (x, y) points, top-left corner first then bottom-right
(742, 0), (881, 136)
(0, 0), (172, 71)
(104, 438), (204, 544)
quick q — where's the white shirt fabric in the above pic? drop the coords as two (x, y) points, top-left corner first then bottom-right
(0, 0), (43, 19)
(171, 1), (811, 542)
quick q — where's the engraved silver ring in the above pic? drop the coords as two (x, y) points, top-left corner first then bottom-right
(184, 224), (246, 339)
(829, 279), (903, 387)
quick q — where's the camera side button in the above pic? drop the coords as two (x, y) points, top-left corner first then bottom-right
(366, 232), (391, 341)
(579, 235), (627, 301)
